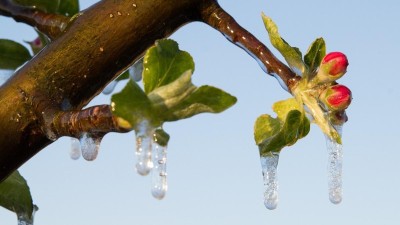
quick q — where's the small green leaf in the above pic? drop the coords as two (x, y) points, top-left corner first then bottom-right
(153, 128), (170, 147)
(254, 98), (310, 156)
(13, 0), (60, 13)
(58, 0), (79, 16)
(304, 38), (326, 76)
(143, 39), (194, 93)
(163, 85), (237, 121)
(116, 70), (130, 81)
(111, 80), (155, 128)
(0, 171), (36, 220)
(0, 39), (31, 70)
(262, 13), (305, 74)
(12, 0), (79, 15)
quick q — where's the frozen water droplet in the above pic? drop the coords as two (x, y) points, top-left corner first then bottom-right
(325, 134), (343, 204)
(70, 137), (81, 160)
(17, 205), (38, 225)
(129, 58), (143, 82)
(135, 120), (153, 175)
(260, 153), (279, 210)
(151, 141), (168, 199)
(79, 133), (102, 161)
(234, 42), (268, 74)
(102, 80), (118, 95)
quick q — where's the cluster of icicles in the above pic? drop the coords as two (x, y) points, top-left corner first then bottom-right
(69, 120), (168, 200)
(260, 125), (344, 210)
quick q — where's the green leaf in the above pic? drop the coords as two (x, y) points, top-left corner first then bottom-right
(12, 0), (79, 15)
(13, 0), (60, 13)
(116, 70), (130, 81)
(153, 128), (170, 147)
(254, 98), (310, 155)
(0, 171), (36, 220)
(0, 39), (31, 70)
(58, 0), (79, 16)
(143, 39), (195, 93)
(111, 80), (154, 129)
(163, 85), (237, 121)
(304, 38), (326, 76)
(262, 13), (305, 74)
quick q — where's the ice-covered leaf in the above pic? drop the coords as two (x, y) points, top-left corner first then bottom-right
(153, 128), (170, 147)
(254, 98), (310, 155)
(163, 85), (237, 121)
(111, 80), (155, 129)
(304, 38), (326, 76)
(143, 39), (194, 93)
(0, 39), (31, 70)
(0, 171), (36, 220)
(262, 13), (305, 74)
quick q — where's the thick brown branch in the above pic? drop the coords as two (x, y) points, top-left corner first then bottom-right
(0, 0), (69, 39)
(52, 105), (129, 138)
(199, 0), (299, 91)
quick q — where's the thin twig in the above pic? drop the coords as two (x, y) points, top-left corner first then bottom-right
(200, 0), (300, 91)
(0, 0), (69, 39)
(52, 105), (130, 138)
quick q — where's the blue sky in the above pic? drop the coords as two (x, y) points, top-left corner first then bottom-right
(1, 0), (400, 224)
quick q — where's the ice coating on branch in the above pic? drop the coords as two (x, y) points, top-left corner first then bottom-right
(70, 137), (81, 160)
(102, 80), (118, 95)
(135, 120), (153, 176)
(151, 141), (168, 199)
(325, 128), (343, 204)
(129, 58), (144, 82)
(79, 133), (102, 161)
(260, 153), (279, 210)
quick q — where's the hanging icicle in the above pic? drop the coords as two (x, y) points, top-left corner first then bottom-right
(70, 137), (81, 160)
(134, 120), (153, 176)
(260, 153), (279, 210)
(150, 141), (168, 200)
(79, 133), (102, 161)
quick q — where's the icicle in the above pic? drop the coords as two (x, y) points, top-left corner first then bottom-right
(102, 80), (118, 95)
(135, 120), (153, 175)
(151, 141), (168, 199)
(70, 137), (81, 160)
(260, 153), (279, 210)
(17, 205), (38, 225)
(325, 125), (343, 204)
(129, 58), (143, 82)
(79, 133), (102, 161)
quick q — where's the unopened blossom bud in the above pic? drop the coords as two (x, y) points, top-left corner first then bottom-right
(320, 84), (352, 111)
(26, 37), (44, 55)
(316, 52), (349, 83)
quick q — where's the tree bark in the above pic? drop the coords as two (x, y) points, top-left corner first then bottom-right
(0, 0), (296, 181)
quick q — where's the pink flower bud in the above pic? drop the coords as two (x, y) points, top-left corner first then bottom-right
(320, 84), (352, 111)
(316, 52), (349, 83)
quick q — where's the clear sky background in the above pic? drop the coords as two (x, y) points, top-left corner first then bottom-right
(1, 0), (399, 224)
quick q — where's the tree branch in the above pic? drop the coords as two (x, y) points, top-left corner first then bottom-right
(52, 105), (129, 138)
(199, 0), (300, 91)
(0, 0), (69, 39)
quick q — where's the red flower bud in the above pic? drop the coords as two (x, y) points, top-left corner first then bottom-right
(316, 52), (349, 83)
(320, 84), (352, 111)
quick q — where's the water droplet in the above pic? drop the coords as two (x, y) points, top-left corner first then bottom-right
(129, 58), (143, 82)
(260, 153), (279, 210)
(117, 11), (122, 16)
(102, 80), (118, 95)
(79, 133), (102, 161)
(70, 137), (81, 160)
(234, 42), (268, 74)
(151, 142), (168, 199)
(325, 133), (343, 204)
(109, 13), (114, 18)
(135, 120), (153, 175)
